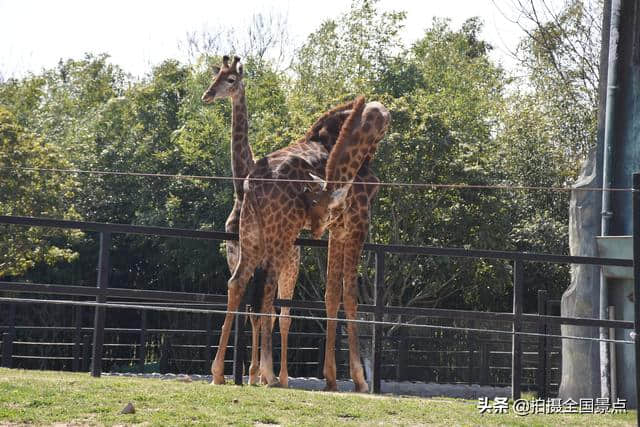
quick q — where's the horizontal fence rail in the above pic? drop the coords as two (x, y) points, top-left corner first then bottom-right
(0, 215), (633, 266)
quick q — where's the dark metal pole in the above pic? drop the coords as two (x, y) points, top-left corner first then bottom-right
(160, 334), (171, 373)
(7, 303), (15, 338)
(372, 251), (385, 393)
(632, 172), (640, 422)
(479, 341), (489, 386)
(72, 305), (82, 371)
(7, 301), (15, 361)
(316, 339), (325, 379)
(91, 232), (110, 377)
(468, 320), (476, 385)
(138, 310), (147, 373)
(82, 334), (91, 371)
(2, 302), (16, 368)
(536, 290), (548, 398)
(397, 328), (409, 382)
(335, 317), (343, 371)
(205, 314), (214, 368)
(1, 332), (13, 368)
(600, 0), (624, 399)
(512, 260), (524, 400)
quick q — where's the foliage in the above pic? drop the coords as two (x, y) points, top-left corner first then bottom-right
(0, 107), (82, 277)
(0, 0), (602, 321)
(510, 0), (602, 166)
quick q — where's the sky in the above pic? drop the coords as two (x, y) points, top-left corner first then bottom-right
(0, 0), (526, 78)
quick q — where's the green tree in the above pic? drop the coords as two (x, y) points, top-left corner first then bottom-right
(510, 0), (602, 167)
(0, 107), (82, 277)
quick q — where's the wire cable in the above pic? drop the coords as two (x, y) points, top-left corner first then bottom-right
(4, 166), (635, 193)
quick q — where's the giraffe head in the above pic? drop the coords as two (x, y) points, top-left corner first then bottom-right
(201, 55), (244, 103)
(323, 98), (389, 208)
(304, 98), (390, 238)
(302, 174), (347, 238)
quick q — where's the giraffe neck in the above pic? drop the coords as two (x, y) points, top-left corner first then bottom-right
(325, 98), (369, 194)
(231, 86), (254, 197)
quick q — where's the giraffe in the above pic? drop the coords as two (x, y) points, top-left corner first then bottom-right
(209, 94), (390, 391)
(201, 55), (299, 386)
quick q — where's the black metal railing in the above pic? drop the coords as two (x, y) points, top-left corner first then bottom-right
(0, 213), (634, 399)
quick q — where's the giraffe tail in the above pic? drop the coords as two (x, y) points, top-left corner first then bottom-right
(249, 267), (267, 313)
(242, 178), (267, 258)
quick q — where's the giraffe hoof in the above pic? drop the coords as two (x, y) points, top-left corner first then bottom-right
(354, 383), (369, 393)
(211, 376), (226, 385)
(266, 381), (281, 388)
(323, 384), (338, 392)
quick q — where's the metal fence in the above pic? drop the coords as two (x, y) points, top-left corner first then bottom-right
(0, 303), (562, 394)
(0, 205), (636, 403)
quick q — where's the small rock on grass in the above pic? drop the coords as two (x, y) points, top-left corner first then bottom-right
(121, 402), (135, 414)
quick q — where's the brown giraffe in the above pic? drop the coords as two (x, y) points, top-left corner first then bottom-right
(201, 55), (299, 386)
(208, 94), (390, 390)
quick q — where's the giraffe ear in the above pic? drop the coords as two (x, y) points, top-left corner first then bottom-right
(308, 173), (326, 186)
(236, 63), (243, 76)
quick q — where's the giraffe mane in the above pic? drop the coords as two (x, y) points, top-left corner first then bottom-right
(304, 99), (358, 141)
(325, 95), (366, 182)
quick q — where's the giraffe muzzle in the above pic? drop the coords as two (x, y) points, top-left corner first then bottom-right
(201, 90), (216, 104)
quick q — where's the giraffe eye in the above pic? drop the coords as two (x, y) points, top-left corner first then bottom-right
(227, 77), (236, 84)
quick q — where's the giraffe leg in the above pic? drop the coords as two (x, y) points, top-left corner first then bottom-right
(221, 201), (246, 384)
(323, 235), (344, 392)
(258, 307), (277, 385)
(259, 268), (279, 387)
(277, 247), (300, 387)
(257, 307), (277, 385)
(342, 234), (368, 393)
(248, 314), (260, 385)
(211, 259), (256, 385)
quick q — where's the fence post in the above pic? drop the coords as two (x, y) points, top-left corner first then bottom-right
(371, 250), (385, 394)
(138, 310), (147, 373)
(479, 341), (489, 386)
(91, 232), (110, 377)
(631, 171), (640, 418)
(1, 332), (13, 368)
(7, 302), (16, 338)
(1, 302), (16, 368)
(396, 328), (409, 382)
(468, 320), (476, 385)
(82, 334), (91, 371)
(335, 318), (344, 373)
(72, 305), (82, 371)
(316, 338), (326, 379)
(536, 289), (548, 398)
(205, 314), (214, 369)
(511, 260), (524, 400)
(160, 334), (171, 374)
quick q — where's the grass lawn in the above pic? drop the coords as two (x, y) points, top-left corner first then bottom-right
(0, 368), (635, 426)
